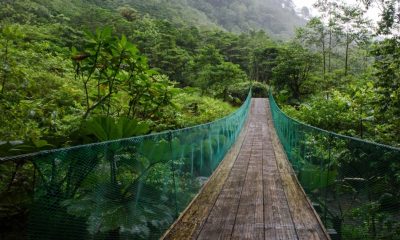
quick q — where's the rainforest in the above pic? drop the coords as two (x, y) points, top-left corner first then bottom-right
(1, 0), (400, 239)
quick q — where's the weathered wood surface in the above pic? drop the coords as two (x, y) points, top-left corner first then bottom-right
(162, 98), (329, 240)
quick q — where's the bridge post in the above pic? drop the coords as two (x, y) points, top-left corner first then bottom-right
(208, 125), (214, 172)
(168, 130), (179, 218)
(324, 135), (333, 226)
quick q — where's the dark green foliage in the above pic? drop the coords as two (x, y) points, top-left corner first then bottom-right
(0, 160), (35, 239)
(80, 117), (149, 142)
(372, 38), (400, 113)
(229, 81), (269, 100)
(0, 91), (251, 240)
(195, 61), (247, 100)
(273, 43), (319, 101)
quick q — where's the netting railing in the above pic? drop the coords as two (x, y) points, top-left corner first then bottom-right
(0, 91), (251, 240)
(269, 92), (400, 240)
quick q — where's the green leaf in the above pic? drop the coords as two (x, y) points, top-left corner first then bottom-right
(120, 34), (127, 47)
(81, 117), (150, 142)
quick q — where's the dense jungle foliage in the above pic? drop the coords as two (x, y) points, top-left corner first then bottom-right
(1, 0), (400, 239)
(0, 0), (275, 157)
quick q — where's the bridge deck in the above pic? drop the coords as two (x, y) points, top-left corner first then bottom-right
(163, 99), (329, 240)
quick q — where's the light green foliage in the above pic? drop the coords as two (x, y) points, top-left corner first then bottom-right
(172, 88), (236, 127)
(250, 46), (279, 84)
(0, 23), (78, 144)
(282, 90), (355, 132)
(281, 80), (386, 142)
(0, 24), (24, 95)
(296, 1), (372, 98)
(280, 62), (399, 147)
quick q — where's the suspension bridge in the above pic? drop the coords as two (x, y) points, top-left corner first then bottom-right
(163, 98), (329, 239)
(1, 91), (399, 240)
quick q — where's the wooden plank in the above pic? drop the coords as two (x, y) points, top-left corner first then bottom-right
(197, 127), (254, 239)
(259, 98), (298, 240)
(196, 102), (259, 239)
(185, 101), (256, 239)
(231, 114), (264, 240)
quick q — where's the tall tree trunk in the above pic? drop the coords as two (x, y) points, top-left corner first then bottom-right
(359, 102), (363, 138)
(322, 31), (329, 100)
(344, 33), (349, 77)
(291, 79), (301, 101)
(106, 228), (120, 240)
(398, 0), (400, 23)
(328, 28), (332, 73)
(322, 36), (326, 80)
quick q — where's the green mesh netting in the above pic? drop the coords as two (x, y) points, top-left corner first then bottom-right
(0, 91), (251, 240)
(269, 91), (400, 240)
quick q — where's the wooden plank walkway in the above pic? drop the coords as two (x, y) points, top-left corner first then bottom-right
(163, 99), (329, 240)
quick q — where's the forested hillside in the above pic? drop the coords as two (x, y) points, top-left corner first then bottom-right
(0, 0), (272, 156)
(124, 0), (306, 38)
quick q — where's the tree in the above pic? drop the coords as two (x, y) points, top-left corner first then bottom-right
(250, 46), (279, 84)
(297, 1), (371, 99)
(117, 5), (139, 22)
(360, 0), (400, 36)
(296, 17), (328, 81)
(197, 61), (247, 100)
(334, 3), (371, 76)
(371, 38), (400, 143)
(72, 27), (177, 123)
(314, 0), (341, 74)
(272, 43), (319, 101)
